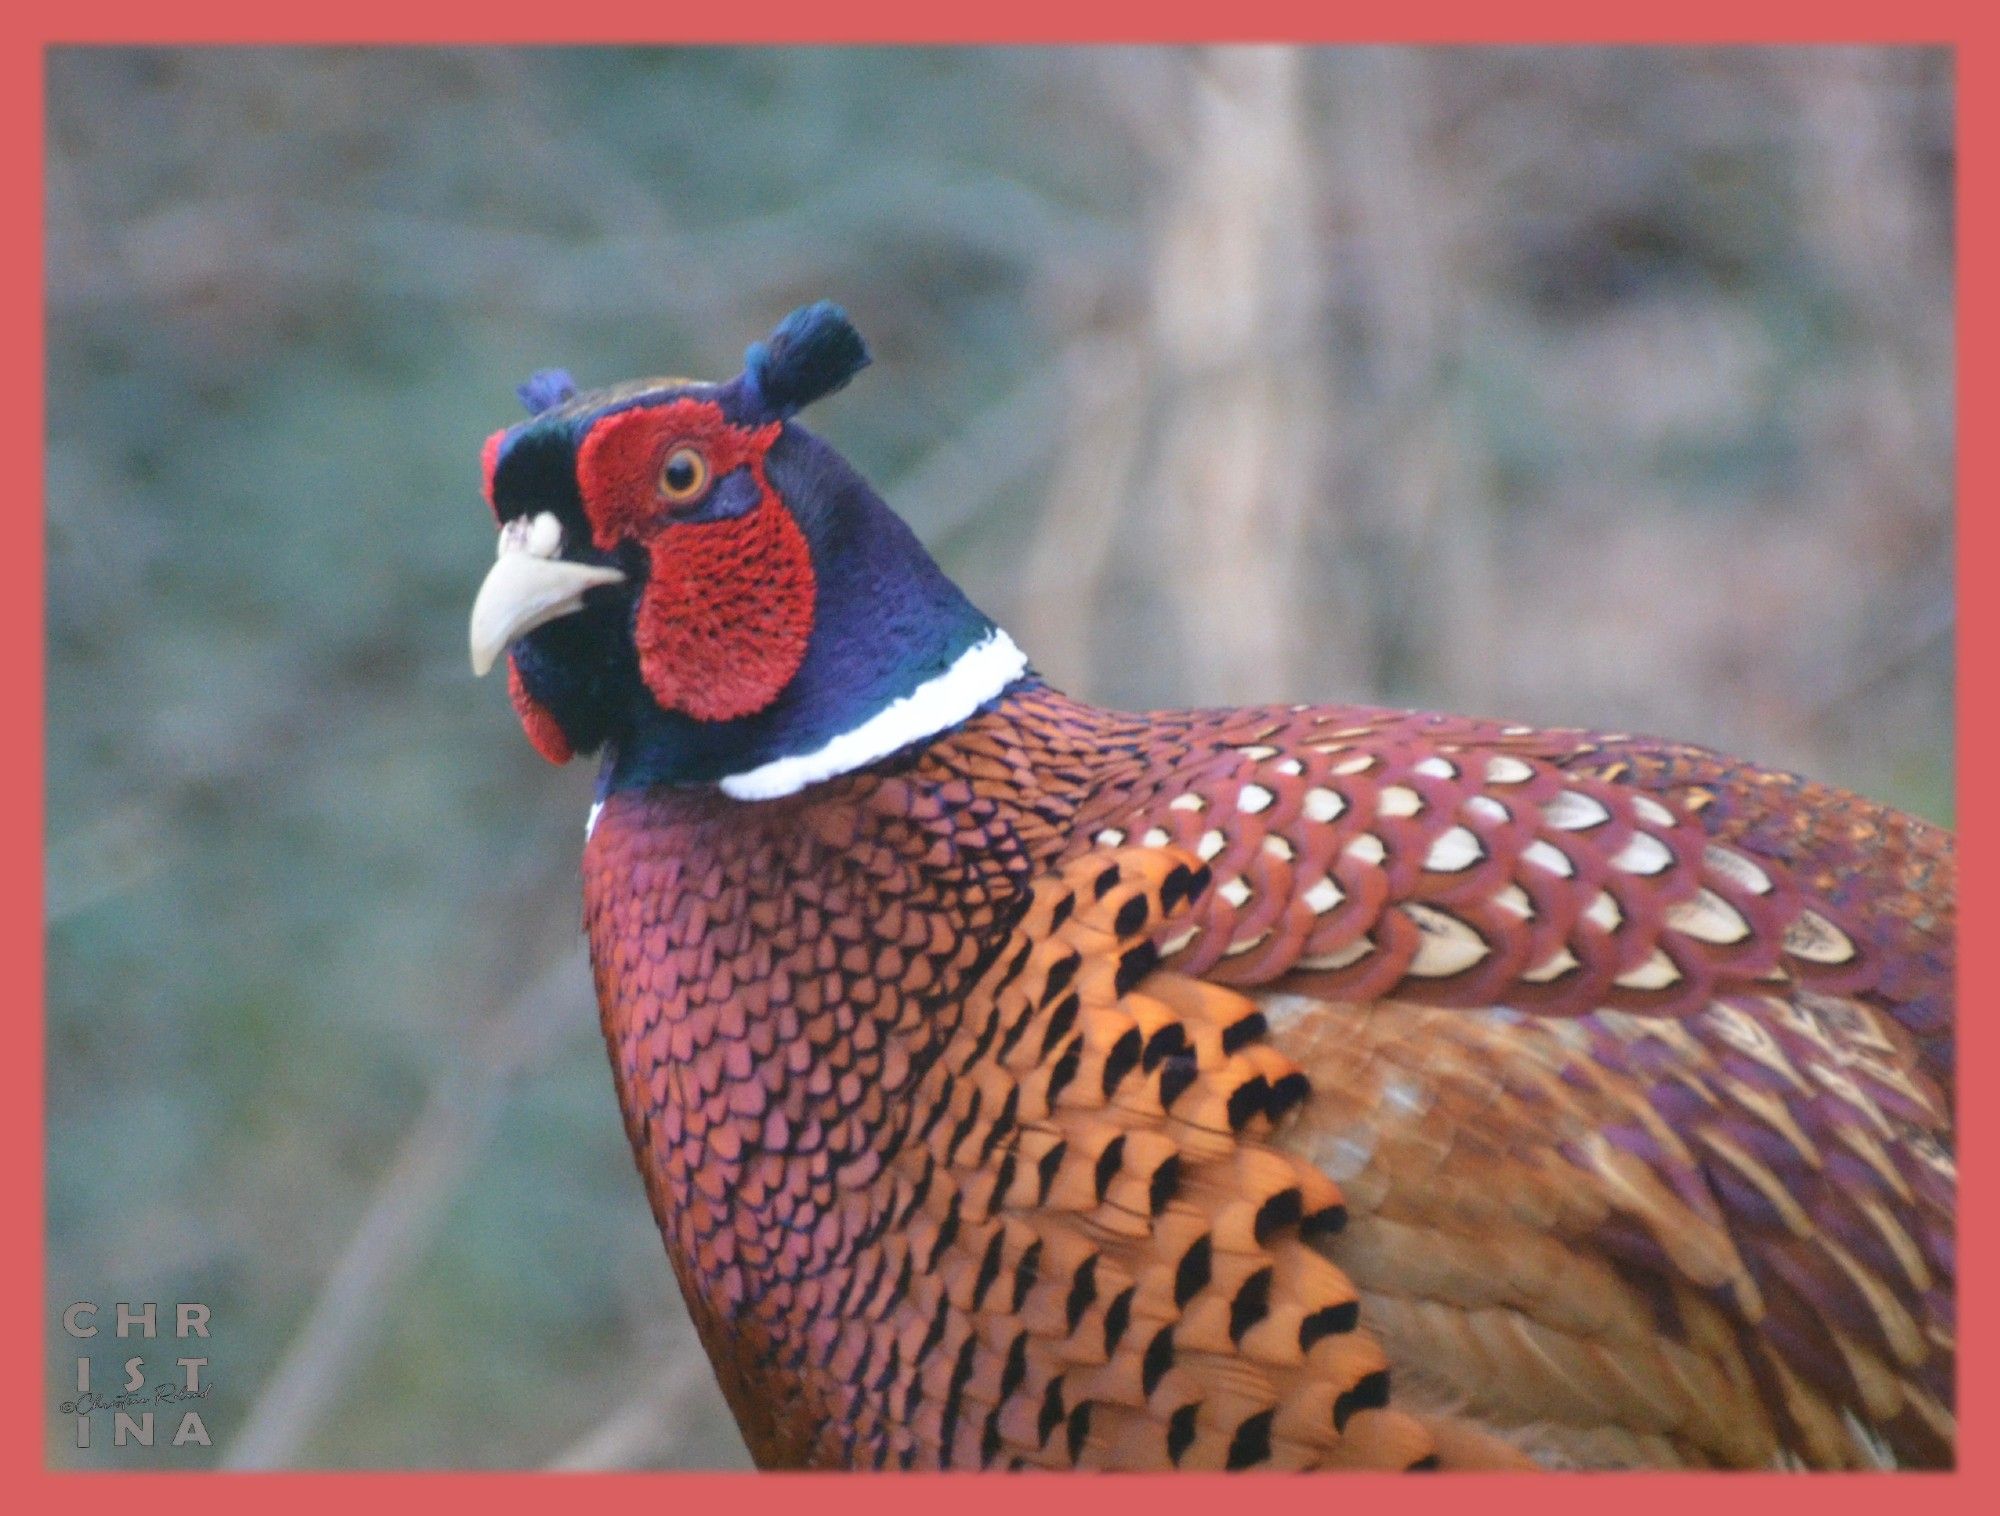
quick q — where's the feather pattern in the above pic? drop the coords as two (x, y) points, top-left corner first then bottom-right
(582, 682), (1954, 1469)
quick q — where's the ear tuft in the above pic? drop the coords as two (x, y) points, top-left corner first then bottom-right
(517, 369), (578, 415)
(742, 302), (871, 419)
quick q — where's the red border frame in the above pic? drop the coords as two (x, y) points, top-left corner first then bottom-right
(10, 5), (1986, 1509)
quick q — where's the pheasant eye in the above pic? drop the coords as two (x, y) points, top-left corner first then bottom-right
(660, 446), (709, 505)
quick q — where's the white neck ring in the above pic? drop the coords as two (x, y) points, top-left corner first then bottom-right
(717, 629), (1027, 802)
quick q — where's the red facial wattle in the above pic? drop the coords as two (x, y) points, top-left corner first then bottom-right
(480, 427), (506, 522)
(576, 398), (816, 723)
(508, 656), (574, 764)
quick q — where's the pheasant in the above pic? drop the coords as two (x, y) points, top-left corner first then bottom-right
(467, 303), (1955, 1471)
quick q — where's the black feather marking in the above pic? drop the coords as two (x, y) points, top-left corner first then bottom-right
(1220, 1010), (1268, 1054)
(931, 1189), (963, 1265)
(995, 1000), (1039, 1061)
(1114, 893), (1150, 938)
(981, 1085), (1021, 1162)
(1093, 1136), (1127, 1203)
(1226, 1076), (1269, 1130)
(1158, 1054), (1199, 1111)
(1142, 1021), (1187, 1072)
(1042, 952), (1081, 1005)
(1333, 1369), (1391, 1432)
(899, 1156), (937, 1227)
(1142, 1325), (1176, 1398)
(847, 1333), (877, 1389)
(960, 995), (1006, 1068)
(917, 1084), (956, 1143)
(1101, 1028), (1142, 1097)
(1035, 1140), (1068, 1201)
(1226, 1408), (1274, 1470)
(1301, 1202), (1349, 1239)
(1174, 1234), (1213, 1307)
(1045, 1037), (1082, 1107)
(941, 1330), (981, 1450)
(1408, 1453), (1442, 1471)
(1102, 1285), (1134, 1356)
(989, 1148), (1019, 1211)
(1004, 937), (1034, 985)
(1148, 1153), (1181, 1215)
(1114, 941), (1159, 997)
(918, 1288), (952, 1361)
(1065, 1401), (1093, 1463)
(999, 1330), (1030, 1403)
(871, 1336), (901, 1393)
(1160, 863), (1196, 911)
(828, 1249), (869, 1319)
(1299, 1300), (1360, 1351)
(884, 1246), (916, 1312)
(1093, 863), (1122, 899)
(1229, 1266), (1273, 1343)
(945, 1087), (984, 1163)
(1166, 1403), (1198, 1465)
(1064, 1254), (1099, 1334)
(980, 1407), (1004, 1468)
(971, 1229), (1007, 1310)
(1253, 1186), (1302, 1244)
(1012, 1240), (1042, 1313)
(1266, 1070), (1311, 1120)
(1037, 1375), (1067, 1446)
(1049, 893), (1075, 931)
(1039, 992), (1081, 1062)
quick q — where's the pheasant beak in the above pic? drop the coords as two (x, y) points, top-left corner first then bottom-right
(469, 511), (626, 676)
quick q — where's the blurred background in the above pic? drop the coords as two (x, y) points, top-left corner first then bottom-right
(45, 46), (1953, 1469)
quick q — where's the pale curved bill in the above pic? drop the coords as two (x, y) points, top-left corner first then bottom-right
(469, 551), (625, 676)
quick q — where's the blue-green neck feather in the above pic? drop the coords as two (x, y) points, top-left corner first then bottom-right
(581, 423), (1002, 792)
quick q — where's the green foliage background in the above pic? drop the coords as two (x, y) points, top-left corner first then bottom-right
(45, 46), (1952, 1468)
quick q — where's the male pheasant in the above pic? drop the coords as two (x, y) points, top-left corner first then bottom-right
(468, 303), (1954, 1471)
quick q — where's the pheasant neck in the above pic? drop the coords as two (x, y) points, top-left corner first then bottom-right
(599, 462), (1020, 797)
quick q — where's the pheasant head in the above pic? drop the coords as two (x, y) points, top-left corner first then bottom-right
(470, 302), (1024, 795)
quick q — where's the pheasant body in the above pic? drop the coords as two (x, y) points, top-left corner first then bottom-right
(583, 685), (1952, 1469)
(470, 304), (1955, 1470)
